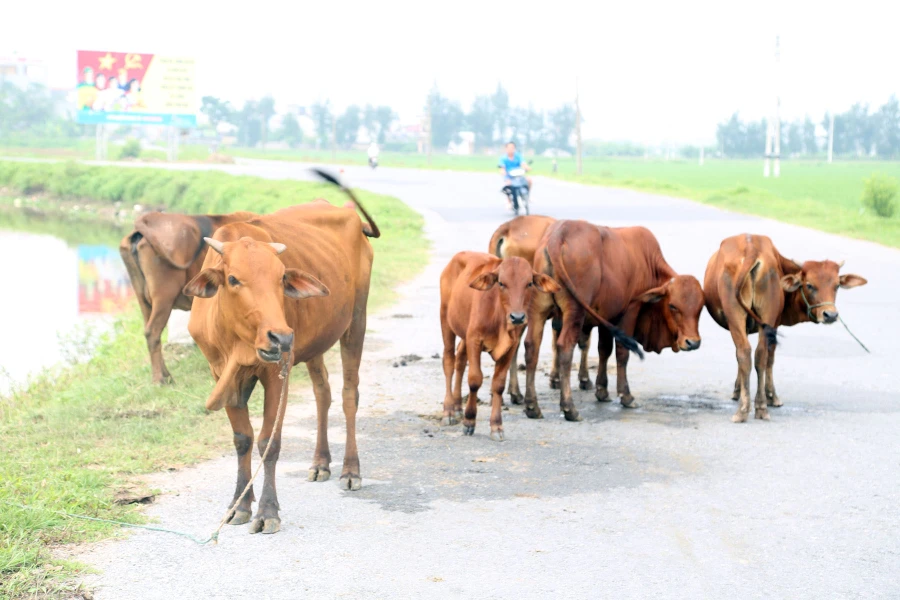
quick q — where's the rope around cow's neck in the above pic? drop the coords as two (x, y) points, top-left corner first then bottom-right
(209, 351), (293, 543)
(799, 287), (871, 354)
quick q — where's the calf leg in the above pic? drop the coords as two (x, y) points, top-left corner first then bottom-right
(548, 316), (562, 389)
(250, 372), (287, 534)
(524, 316), (547, 419)
(765, 340), (782, 407)
(753, 335), (770, 420)
(306, 355), (332, 482)
(489, 351), (514, 442)
(729, 326), (753, 423)
(578, 328), (593, 390)
(338, 308), (367, 491)
(144, 295), (176, 385)
(224, 404), (255, 526)
(462, 338), (484, 436)
(441, 321), (459, 425)
(506, 335), (524, 404)
(452, 340), (466, 417)
(557, 306), (586, 421)
(595, 328), (613, 402)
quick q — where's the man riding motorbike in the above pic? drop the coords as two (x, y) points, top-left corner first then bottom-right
(498, 141), (532, 209)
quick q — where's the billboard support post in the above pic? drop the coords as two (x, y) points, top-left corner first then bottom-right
(95, 125), (108, 161)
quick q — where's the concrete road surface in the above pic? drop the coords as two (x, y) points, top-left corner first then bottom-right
(77, 161), (899, 599)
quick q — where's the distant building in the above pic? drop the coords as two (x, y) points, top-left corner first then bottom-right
(0, 53), (49, 89)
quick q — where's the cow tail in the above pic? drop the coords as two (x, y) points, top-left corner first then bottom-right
(489, 223), (510, 257)
(119, 231), (148, 304)
(312, 168), (381, 238)
(546, 235), (644, 360)
(734, 239), (777, 347)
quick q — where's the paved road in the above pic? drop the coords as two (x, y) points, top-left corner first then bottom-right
(78, 161), (899, 599)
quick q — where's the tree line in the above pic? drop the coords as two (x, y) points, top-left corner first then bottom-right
(717, 96), (900, 159)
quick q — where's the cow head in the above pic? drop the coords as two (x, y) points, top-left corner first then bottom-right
(468, 256), (561, 328)
(781, 260), (867, 324)
(183, 236), (329, 363)
(636, 275), (704, 352)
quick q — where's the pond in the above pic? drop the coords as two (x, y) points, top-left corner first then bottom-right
(0, 229), (133, 395)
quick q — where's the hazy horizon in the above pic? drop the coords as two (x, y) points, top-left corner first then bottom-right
(5, 0), (896, 145)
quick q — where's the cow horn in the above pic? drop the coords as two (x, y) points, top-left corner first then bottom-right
(269, 243), (287, 255)
(837, 260), (845, 269)
(204, 237), (225, 255)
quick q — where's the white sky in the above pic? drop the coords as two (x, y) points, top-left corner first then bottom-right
(4, 0), (896, 145)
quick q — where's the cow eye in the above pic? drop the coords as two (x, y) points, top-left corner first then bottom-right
(668, 304), (678, 312)
(526, 282), (533, 288)
(498, 282), (506, 289)
(806, 283), (815, 292)
(228, 275), (240, 287)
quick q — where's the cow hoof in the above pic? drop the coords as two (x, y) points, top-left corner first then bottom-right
(340, 474), (362, 491)
(579, 379), (594, 391)
(463, 423), (475, 436)
(228, 509), (252, 526)
(549, 377), (561, 390)
(620, 396), (638, 409)
(509, 392), (524, 405)
(489, 430), (505, 442)
(595, 388), (611, 402)
(755, 408), (770, 421)
(768, 397), (783, 407)
(731, 395), (740, 402)
(563, 409), (583, 422)
(308, 466), (331, 482)
(249, 517), (281, 535)
(154, 375), (175, 386)
(441, 415), (459, 426)
(731, 412), (748, 423)
(524, 404), (543, 419)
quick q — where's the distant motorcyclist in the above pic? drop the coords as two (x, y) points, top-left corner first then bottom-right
(368, 141), (379, 168)
(498, 141), (532, 207)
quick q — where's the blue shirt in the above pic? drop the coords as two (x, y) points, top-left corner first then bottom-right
(498, 152), (523, 176)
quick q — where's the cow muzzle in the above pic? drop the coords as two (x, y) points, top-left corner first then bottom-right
(680, 338), (701, 352)
(258, 330), (294, 362)
(509, 312), (527, 326)
(822, 310), (839, 324)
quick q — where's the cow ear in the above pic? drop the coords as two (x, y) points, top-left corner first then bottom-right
(839, 274), (867, 289)
(284, 268), (330, 299)
(781, 273), (802, 292)
(533, 273), (561, 293)
(637, 285), (667, 304)
(469, 272), (498, 291)
(184, 267), (224, 298)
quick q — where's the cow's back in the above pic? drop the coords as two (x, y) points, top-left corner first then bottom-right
(490, 215), (556, 263)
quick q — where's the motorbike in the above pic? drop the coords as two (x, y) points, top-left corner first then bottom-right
(368, 156), (378, 169)
(502, 167), (530, 215)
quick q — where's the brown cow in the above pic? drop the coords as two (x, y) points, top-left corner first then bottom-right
(184, 171), (379, 534)
(525, 221), (703, 421)
(120, 210), (256, 384)
(703, 234), (867, 423)
(439, 251), (559, 441)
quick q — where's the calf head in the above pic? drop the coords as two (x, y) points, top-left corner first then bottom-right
(636, 275), (704, 352)
(781, 260), (867, 324)
(184, 236), (329, 363)
(469, 256), (560, 327)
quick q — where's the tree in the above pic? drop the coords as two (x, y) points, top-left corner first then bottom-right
(335, 105), (361, 148)
(547, 104), (576, 151)
(362, 104), (377, 141)
(429, 89), (465, 149)
(468, 95), (494, 149)
(279, 113), (303, 148)
(802, 116), (818, 155)
(374, 105), (396, 144)
(200, 96), (234, 133)
(310, 101), (333, 148)
(875, 96), (900, 158)
(237, 100), (262, 147)
(524, 106), (547, 153)
(491, 83), (509, 144)
(783, 120), (803, 156)
(257, 95), (276, 150)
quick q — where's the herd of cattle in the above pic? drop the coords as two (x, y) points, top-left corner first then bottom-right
(118, 170), (867, 534)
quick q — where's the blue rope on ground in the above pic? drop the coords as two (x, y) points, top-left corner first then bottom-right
(0, 500), (217, 545)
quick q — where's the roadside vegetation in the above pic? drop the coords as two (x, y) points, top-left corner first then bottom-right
(0, 161), (428, 598)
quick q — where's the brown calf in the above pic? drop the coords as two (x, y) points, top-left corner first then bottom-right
(439, 251), (559, 441)
(704, 233), (867, 422)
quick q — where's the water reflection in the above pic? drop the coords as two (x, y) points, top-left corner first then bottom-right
(77, 245), (133, 314)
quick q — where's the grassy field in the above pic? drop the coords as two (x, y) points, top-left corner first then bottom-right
(0, 163), (428, 599)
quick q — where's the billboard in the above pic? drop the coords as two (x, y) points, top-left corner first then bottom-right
(77, 245), (133, 314)
(76, 50), (196, 127)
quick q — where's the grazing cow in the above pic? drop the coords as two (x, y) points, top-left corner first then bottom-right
(703, 234), (867, 422)
(525, 221), (703, 421)
(184, 172), (379, 534)
(120, 210), (256, 384)
(440, 251), (560, 441)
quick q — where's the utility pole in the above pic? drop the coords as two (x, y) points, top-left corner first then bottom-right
(764, 35), (781, 177)
(827, 112), (835, 163)
(575, 77), (583, 176)
(331, 115), (337, 161)
(426, 91), (433, 166)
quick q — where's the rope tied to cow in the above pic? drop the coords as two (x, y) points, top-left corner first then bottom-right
(209, 351), (293, 544)
(799, 287), (871, 354)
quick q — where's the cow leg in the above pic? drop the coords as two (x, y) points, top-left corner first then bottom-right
(615, 340), (638, 408)
(144, 295), (176, 385)
(506, 335), (524, 405)
(523, 316), (547, 419)
(753, 334), (771, 421)
(548, 316), (562, 389)
(578, 327), (593, 390)
(731, 376), (741, 402)
(338, 309), (367, 492)
(595, 327), (613, 402)
(729, 326), (753, 423)
(462, 338), (484, 436)
(250, 372), (286, 534)
(441, 323), (459, 425)
(224, 404), (255, 526)
(489, 350), (514, 441)
(452, 340), (466, 418)
(765, 339), (782, 407)
(556, 306), (586, 422)
(306, 355), (332, 482)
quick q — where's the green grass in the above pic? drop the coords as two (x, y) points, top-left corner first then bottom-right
(0, 162), (428, 598)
